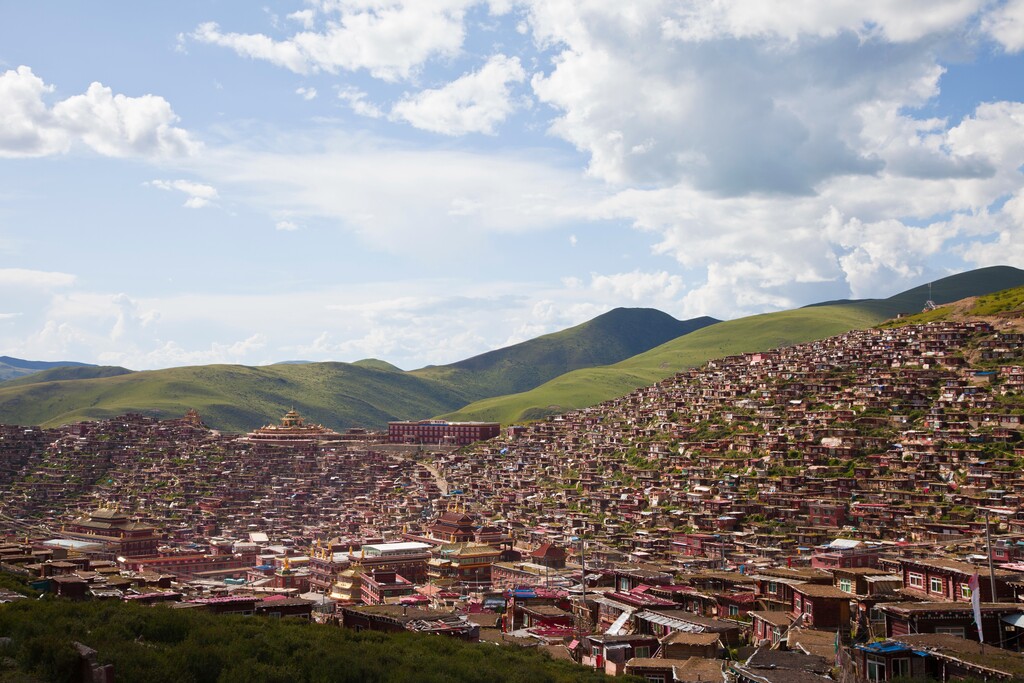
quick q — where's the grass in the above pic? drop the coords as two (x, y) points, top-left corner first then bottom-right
(443, 266), (1024, 425)
(969, 285), (1024, 316)
(0, 363), (470, 433)
(410, 308), (718, 399)
(3, 267), (1022, 432)
(441, 303), (887, 424)
(0, 309), (712, 432)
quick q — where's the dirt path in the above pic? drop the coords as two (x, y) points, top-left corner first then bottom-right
(419, 460), (449, 497)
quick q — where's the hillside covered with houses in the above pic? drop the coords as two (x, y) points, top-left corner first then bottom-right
(2, 315), (1024, 680)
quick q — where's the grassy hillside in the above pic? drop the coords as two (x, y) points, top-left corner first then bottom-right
(0, 362), (468, 433)
(1, 365), (133, 386)
(0, 598), (623, 683)
(0, 356), (94, 382)
(807, 265), (1024, 318)
(441, 304), (885, 423)
(443, 266), (1024, 424)
(411, 309), (718, 398)
(880, 283), (1024, 328)
(0, 308), (710, 432)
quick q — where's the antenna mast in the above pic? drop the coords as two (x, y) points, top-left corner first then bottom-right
(923, 282), (937, 312)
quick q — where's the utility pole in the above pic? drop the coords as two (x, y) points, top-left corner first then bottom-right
(984, 508), (1004, 648)
(985, 509), (997, 600)
(576, 535), (588, 651)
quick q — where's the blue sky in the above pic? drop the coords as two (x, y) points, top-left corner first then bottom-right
(2, 1), (1024, 370)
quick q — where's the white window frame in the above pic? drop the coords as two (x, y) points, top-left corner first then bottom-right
(961, 583), (972, 600)
(930, 577), (944, 594)
(866, 657), (886, 682)
(935, 626), (965, 637)
(908, 572), (924, 588)
(839, 578), (853, 593)
(892, 658), (911, 678)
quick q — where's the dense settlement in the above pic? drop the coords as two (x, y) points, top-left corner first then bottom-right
(3, 321), (1024, 681)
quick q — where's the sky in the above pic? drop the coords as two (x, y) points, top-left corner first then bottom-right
(2, 1), (1024, 371)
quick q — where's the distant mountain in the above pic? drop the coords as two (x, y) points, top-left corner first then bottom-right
(411, 308), (720, 398)
(2, 366), (133, 386)
(0, 308), (714, 432)
(805, 265), (1024, 317)
(441, 265), (1024, 424)
(0, 356), (95, 383)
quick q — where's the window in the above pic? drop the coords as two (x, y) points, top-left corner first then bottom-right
(866, 658), (886, 682)
(930, 577), (944, 594)
(908, 572), (924, 588)
(961, 583), (972, 600)
(892, 658), (911, 677)
(728, 604), (739, 616)
(839, 578), (853, 593)
(634, 646), (651, 658)
(935, 626), (965, 637)
(768, 581), (778, 594)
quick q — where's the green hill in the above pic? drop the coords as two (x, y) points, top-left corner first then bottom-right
(411, 308), (719, 397)
(442, 265), (1024, 424)
(0, 356), (95, 382)
(0, 597), (622, 683)
(1, 365), (133, 386)
(0, 308), (711, 432)
(0, 362), (467, 433)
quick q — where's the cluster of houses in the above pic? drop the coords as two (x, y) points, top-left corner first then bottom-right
(2, 320), (1024, 680)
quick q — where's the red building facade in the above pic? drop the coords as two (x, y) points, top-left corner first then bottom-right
(387, 421), (500, 446)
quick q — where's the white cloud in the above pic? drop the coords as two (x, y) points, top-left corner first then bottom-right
(0, 66), (68, 157)
(984, 0), (1024, 52)
(106, 334), (267, 369)
(275, 220), (300, 231)
(193, 1), (480, 81)
(391, 54), (526, 135)
(196, 132), (600, 254)
(658, 0), (985, 43)
(521, 1), (1024, 198)
(288, 9), (317, 29)
(0, 268), (76, 289)
(588, 270), (686, 303)
(0, 66), (197, 159)
(296, 86), (318, 100)
(338, 86), (385, 118)
(148, 179), (219, 208)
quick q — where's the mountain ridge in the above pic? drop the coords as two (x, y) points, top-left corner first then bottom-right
(0, 307), (713, 432)
(441, 265), (1024, 424)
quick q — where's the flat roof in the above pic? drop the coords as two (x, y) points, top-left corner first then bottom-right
(363, 542), (432, 552)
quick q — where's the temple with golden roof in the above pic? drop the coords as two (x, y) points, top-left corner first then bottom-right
(242, 409), (341, 445)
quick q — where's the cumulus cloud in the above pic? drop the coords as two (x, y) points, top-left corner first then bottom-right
(288, 9), (317, 29)
(338, 86), (385, 118)
(983, 0), (1024, 52)
(659, 0), (985, 43)
(193, 1), (480, 81)
(0, 66), (197, 159)
(296, 86), (318, 100)
(148, 179), (219, 208)
(529, 4), (963, 193)
(391, 54), (526, 135)
(275, 220), (300, 231)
